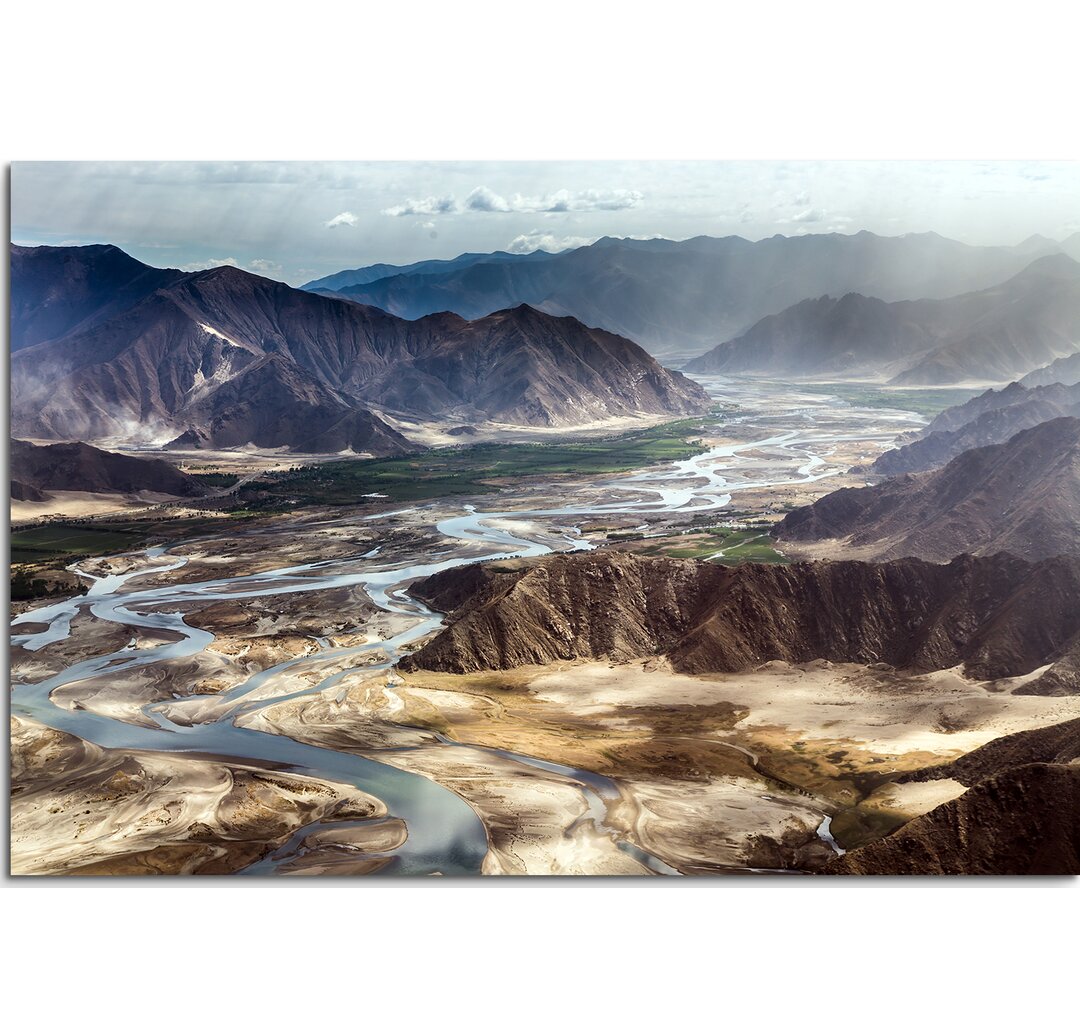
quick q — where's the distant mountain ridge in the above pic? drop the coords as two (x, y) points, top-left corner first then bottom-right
(1020, 351), (1080, 388)
(684, 253), (1080, 384)
(302, 249), (554, 293)
(304, 231), (1063, 358)
(777, 417), (1080, 562)
(11, 245), (708, 452)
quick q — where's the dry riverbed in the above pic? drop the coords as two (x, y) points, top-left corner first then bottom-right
(10, 715), (386, 875)
(233, 655), (1080, 873)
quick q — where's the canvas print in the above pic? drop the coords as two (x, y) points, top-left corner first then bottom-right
(9, 160), (1080, 877)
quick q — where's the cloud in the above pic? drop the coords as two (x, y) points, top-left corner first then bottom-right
(776, 207), (826, 225)
(177, 257), (240, 272)
(323, 211), (358, 228)
(464, 186), (511, 212)
(384, 186), (645, 217)
(507, 230), (596, 254)
(382, 195), (458, 217)
(487, 187), (643, 213)
(248, 258), (283, 276)
(792, 191), (811, 205)
(176, 257), (283, 277)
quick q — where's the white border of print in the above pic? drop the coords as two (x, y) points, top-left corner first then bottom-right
(3, 2), (1076, 1033)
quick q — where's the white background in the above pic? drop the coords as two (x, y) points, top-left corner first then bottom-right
(3, 1), (1077, 1031)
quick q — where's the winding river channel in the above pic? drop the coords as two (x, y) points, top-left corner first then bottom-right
(10, 377), (922, 875)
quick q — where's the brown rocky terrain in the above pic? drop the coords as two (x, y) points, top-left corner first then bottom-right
(11, 439), (206, 499)
(401, 550), (1080, 685)
(904, 717), (1080, 788)
(776, 417), (1080, 562)
(827, 763), (1080, 874)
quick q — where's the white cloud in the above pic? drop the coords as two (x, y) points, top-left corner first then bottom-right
(177, 256), (240, 272)
(464, 186), (511, 212)
(176, 256), (283, 277)
(547, 188), (643, 212)
(484, 186), (643, 213)
(382, 195), (458, 217)
(323, 211), (358, 228)
(776, 207), (827, 225)
(507, 230), (596, 254)
(385, 186), (644, 217)
(248, 258), (283, 276)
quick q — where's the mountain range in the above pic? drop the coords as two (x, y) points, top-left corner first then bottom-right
(303, 232), (1066, 359)
(776, 418), (1080, 562)
(302, 249), (554, 294)
(402, 550), (1080, 689)
(684, 253), (1080, 384)
(11, 245), (708, 451)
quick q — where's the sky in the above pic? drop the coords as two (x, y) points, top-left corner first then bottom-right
(11, 160), (1080, 286)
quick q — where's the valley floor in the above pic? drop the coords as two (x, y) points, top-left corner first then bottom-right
(12, 376), (1077, 876)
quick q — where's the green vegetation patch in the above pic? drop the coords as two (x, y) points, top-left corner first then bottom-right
(797, 382), (980, 418)
(191, 472), (241, 488)
(242, 414), (720, 507)
(10, 524), (146, 565)
(626, 525), (789, 565)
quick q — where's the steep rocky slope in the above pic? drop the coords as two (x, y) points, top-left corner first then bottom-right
(827, 764), (1080, 874)
(907, 718), (1080, 788)
(401, 551), (1080, 685)
(777, 418), (1080, 561)
(10, 243), (182, 352)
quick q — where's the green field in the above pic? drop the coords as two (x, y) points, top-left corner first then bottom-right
(798, 383), (979, 418)
(10, 524), (148, 565)
(632, 525), (789, 565)
(251, 414), (721, 507)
